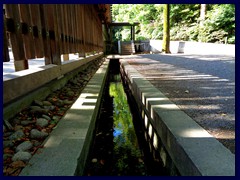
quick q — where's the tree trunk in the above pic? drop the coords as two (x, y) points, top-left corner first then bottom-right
(162, 4), (171, 53)
(198, 4), (207, 42)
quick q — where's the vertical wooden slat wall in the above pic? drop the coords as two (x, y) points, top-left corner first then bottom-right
(4, 4), (105, 70)
(3, 12), (10, 62)
(29, 4), (44, 58)
(5, 4), (28, 71)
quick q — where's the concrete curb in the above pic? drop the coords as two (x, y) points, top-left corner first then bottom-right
(119, 59), (235, 176)
(3, 54), (103, 121)
(20, 59), (109, 176)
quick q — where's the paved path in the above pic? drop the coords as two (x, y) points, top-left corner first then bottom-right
(124, 53), (235, 154)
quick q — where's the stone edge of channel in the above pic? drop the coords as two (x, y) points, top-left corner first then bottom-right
(19, 59), (109, 176)
(119, 59), (235, 176)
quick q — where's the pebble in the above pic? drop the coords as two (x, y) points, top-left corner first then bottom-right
(4, 132), (13, 137)
(16, 141), (33, 152)
(66, 91), (75, 97)
(92, 158), (98, 163)
(43, 105), (55, 111)
(14, 125), (24, 131)
(36, 118), (49, 127)
(42, 115), (51, 121)
(12, 151), (32, 162)
(10, 160), (26, 168)
(63, 87), (71, 92)
(21, 120), (34, 126)
(32, 140), (42, 147)
(34, 100), (43, 106)
(3, 154), (12, 161)
(3, 140), (14, 148)
(63, 100), (73, 105)
(52, 116), (61, 121)
(12, 118), (21, 125)
(8, 130), (25, 140)
(30, 129), (48, 139)
(30, 106), (42, 110)
(4, 120), (13, 130)
(30, 106), (49, 114)
(54, 100), (64, 107)
(42, 101), (52, 106)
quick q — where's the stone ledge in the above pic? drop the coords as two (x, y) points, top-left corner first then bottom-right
(120, 59), (235, 176)
(3, 53), (104, 105)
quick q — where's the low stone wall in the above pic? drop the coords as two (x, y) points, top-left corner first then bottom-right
(19, 59), (110, 176)
(149, 40), (235, 55)
(119, 59), (235, 176)
(3, 53), (104, 121)
(123, 40), (235, 56)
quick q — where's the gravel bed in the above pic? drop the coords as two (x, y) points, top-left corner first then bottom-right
(3, 59), (103, 176)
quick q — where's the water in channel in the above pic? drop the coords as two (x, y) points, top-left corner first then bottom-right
(84, 60), (166, 176)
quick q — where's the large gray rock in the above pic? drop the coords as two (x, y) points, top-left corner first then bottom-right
(12, 151), (32, 162)
(30, 129), (48, 139)
(36, 118), (49, 127)
(8, 130), (25, 140)
(16, 141), (33, 152)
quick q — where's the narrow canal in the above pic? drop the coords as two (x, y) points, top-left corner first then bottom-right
(84, 59), (167, 176)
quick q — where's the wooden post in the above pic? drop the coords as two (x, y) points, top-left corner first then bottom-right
(51, 5), (61, 65)
(29, 4), (44, 58)
(39, 4), (51, 65)
(3, 13), (10, 62)
(5, 4), (28, 71)
(63, 54), (69, 61)
(19, 4), (35, 59)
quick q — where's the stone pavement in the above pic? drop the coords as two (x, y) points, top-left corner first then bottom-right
(117, 53), (235, 154)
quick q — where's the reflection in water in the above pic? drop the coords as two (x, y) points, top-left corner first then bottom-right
(109, 74), (147, 175)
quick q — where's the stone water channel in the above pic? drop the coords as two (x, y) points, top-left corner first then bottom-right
(84, 59), (168, 176)
(3, 58), (168, 176)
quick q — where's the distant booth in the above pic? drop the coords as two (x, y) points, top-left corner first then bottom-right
(107, 22), (142, 55)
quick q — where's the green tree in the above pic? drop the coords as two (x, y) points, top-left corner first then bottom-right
(162, 4), (170, 53)
(201, 4), (235, 43)
(111, 4), (235, 44)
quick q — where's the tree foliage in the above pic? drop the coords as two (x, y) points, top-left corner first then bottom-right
(111, 4), (235, 44)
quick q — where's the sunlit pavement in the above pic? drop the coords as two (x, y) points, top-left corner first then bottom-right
(125, 53), (235, 154)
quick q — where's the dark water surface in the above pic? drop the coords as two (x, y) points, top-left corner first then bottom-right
(84, 60), (166, 176)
